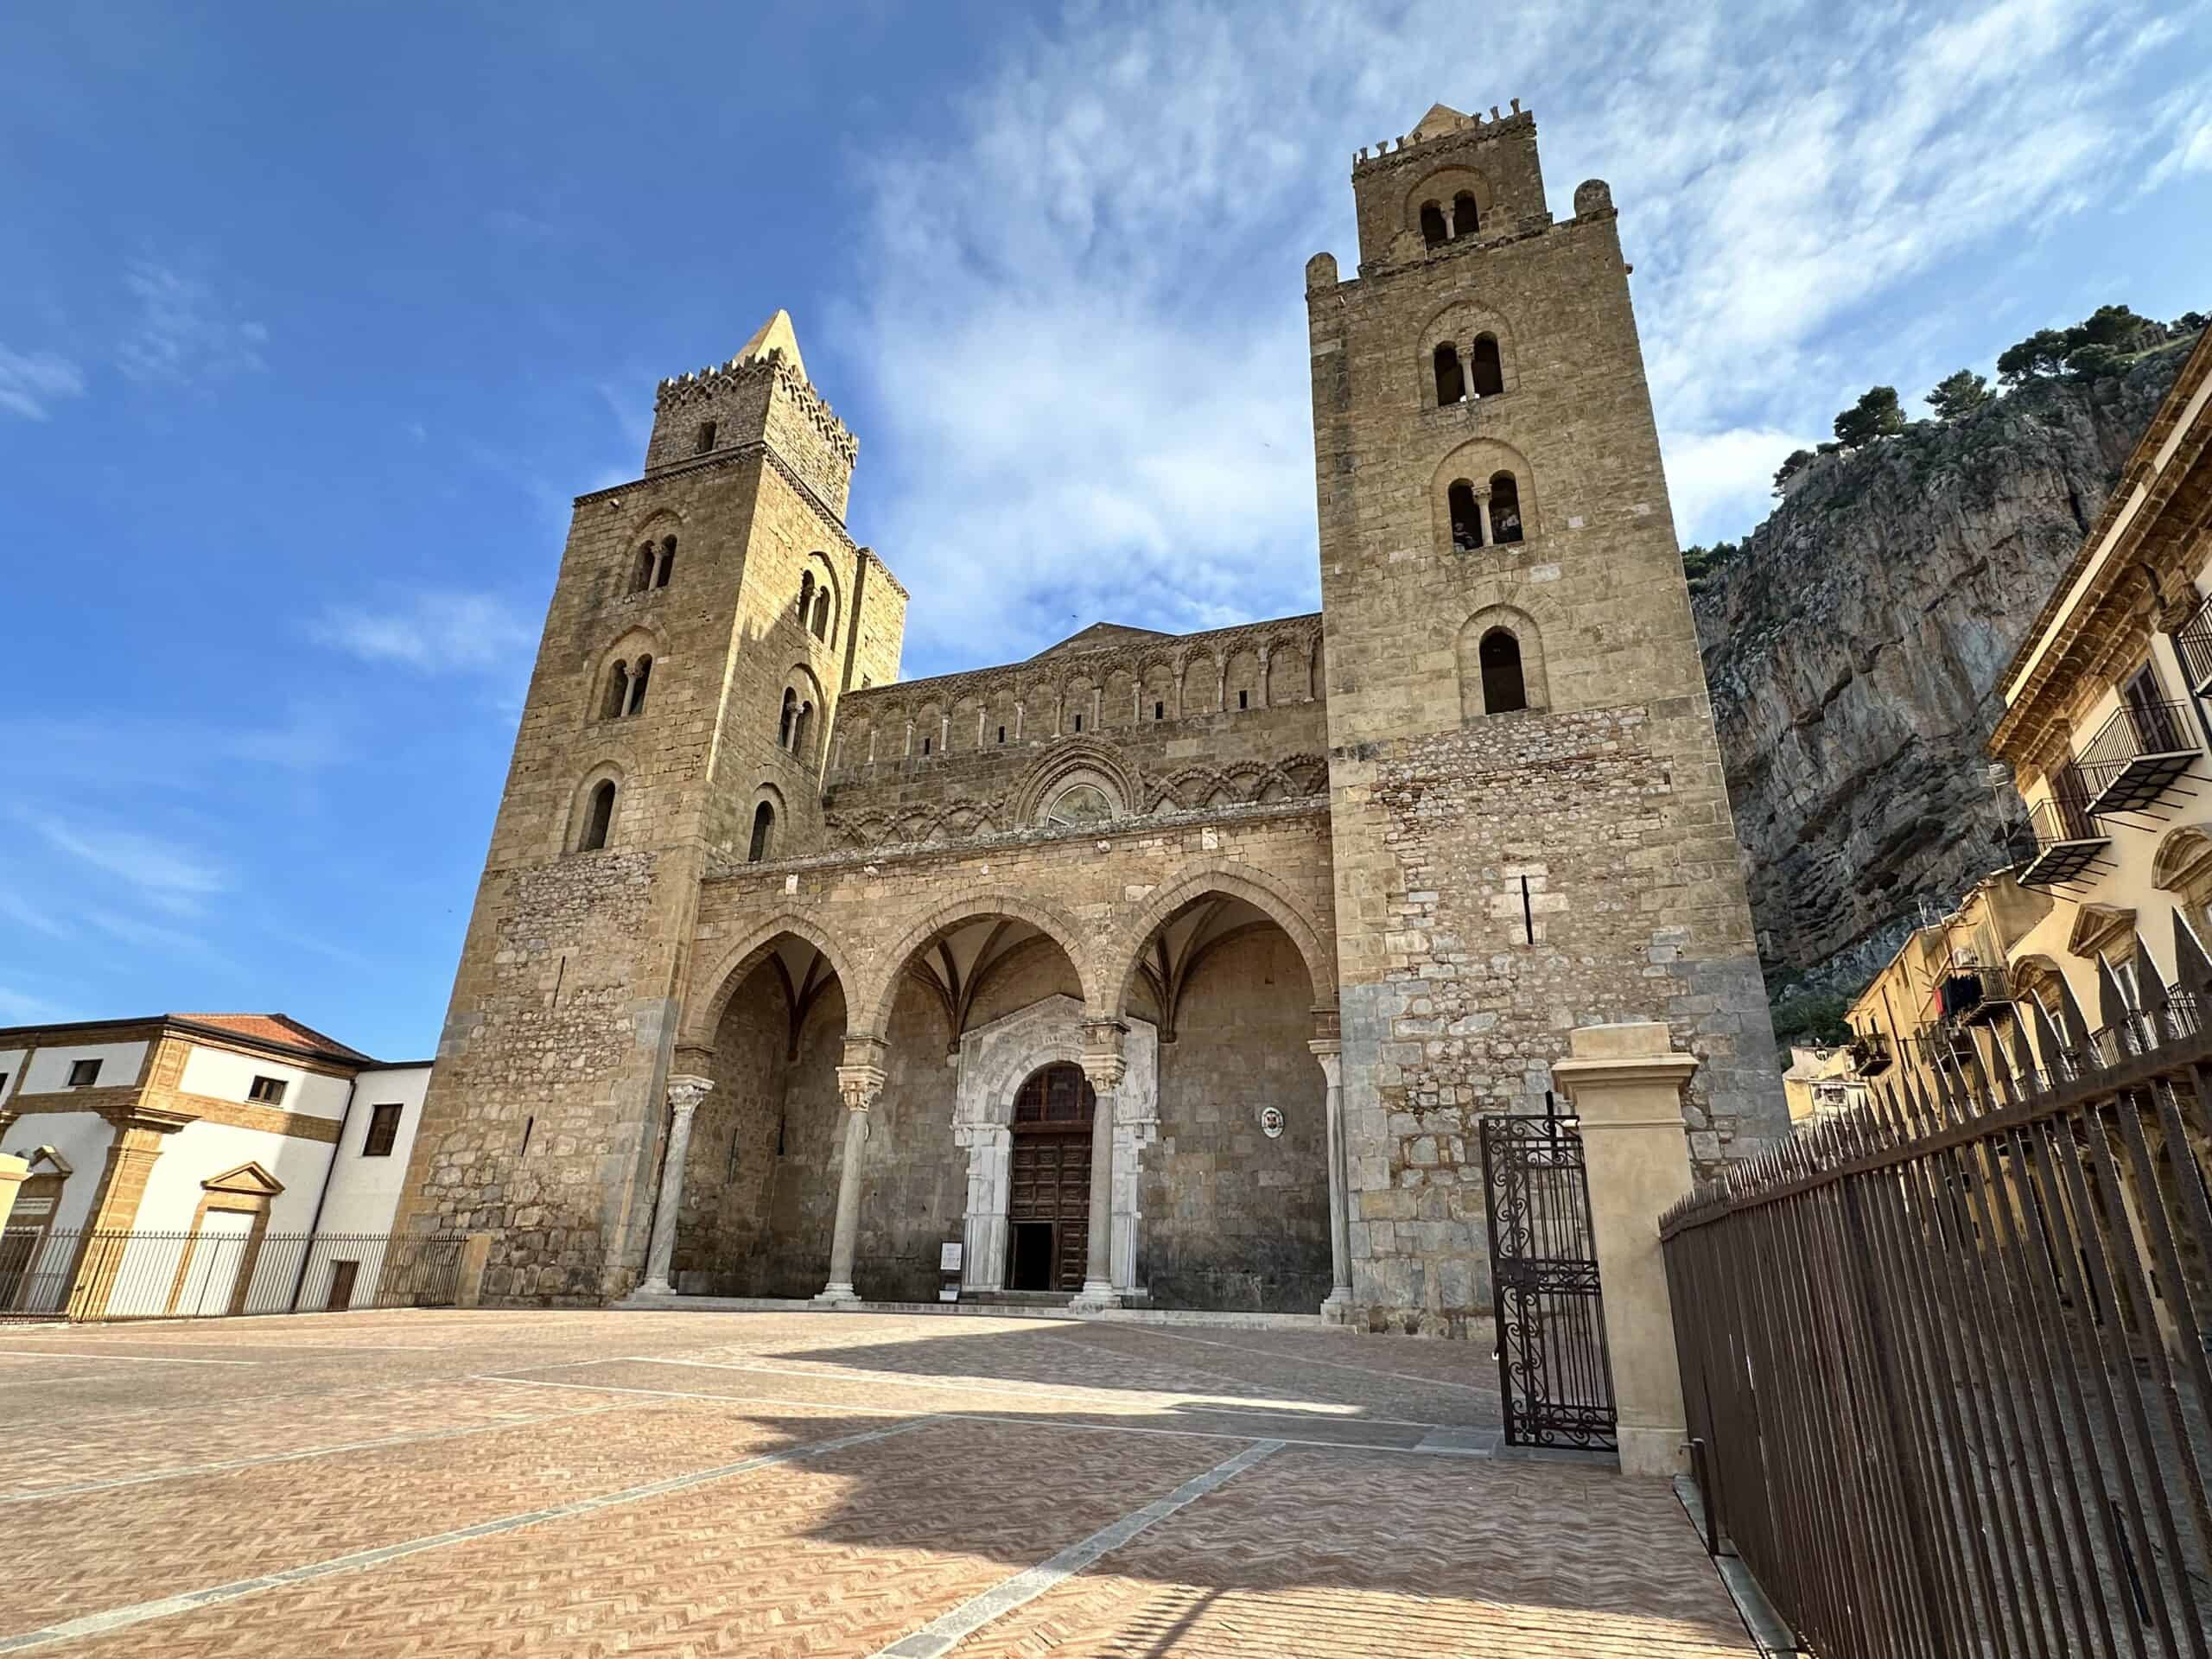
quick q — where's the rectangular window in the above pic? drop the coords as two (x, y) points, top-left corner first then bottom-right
(67, 1058), (100, 1087)
(362, 1103), (404, 1157)
(0, 1072), (10, 1097)
(247, 1075), (289, 1104)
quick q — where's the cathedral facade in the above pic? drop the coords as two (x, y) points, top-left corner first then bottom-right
(394, 101), (1786, 1329)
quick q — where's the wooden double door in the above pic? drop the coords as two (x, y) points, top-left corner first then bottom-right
(1007, 1063), (1096, 1293)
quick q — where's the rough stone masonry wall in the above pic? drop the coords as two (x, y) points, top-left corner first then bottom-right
(1145, 930), (1332, 1313)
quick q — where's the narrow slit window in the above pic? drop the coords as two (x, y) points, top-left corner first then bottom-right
(811, 588), (831, 639)
(779, 688), (798, 748)
(694, 420), (716, 454)
(1479, 629), (1528, 714)
(1433, 342), (1465, 405)
(748, 800), (774, 862)
(1489, 472), (1523, 543)
(1073, 713), (1084, 733)
(1447, 480), (1480, 550)
(581, 779), (617, 851)
(1471, 335), (1504, 397)
(1154, 702), (1165, 721)
(1237, 690), (1249, 709)
(996, 725), (1007, 743)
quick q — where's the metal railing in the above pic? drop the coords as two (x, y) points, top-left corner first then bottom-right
(2023, 787), (2111, 888)
(2079, 699), (2201, 815)
(0, 1229), (467, 1322)
(1663, 988), (2212, 1659)
(2175, 594), (2212, 696)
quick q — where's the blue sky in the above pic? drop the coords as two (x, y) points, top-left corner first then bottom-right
(3, 0), (2207, 1058)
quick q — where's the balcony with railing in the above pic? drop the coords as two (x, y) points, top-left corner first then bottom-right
(2018, 787), (2110, 888)
(1847, 1029), (1892, 1077)
(1936, 965), (2013, 1028)
(2077, 696), (2200, 815)
(2175, 590), (2212, 696)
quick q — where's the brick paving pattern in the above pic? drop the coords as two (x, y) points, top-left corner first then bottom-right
(0, 1309), (1754, 1656)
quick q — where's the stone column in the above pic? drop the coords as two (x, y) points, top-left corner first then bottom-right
(817, 1036), (887, 1306)
(1073, 1019), (1126, 1310)
(1311, 1026), (1353, 1323)
(1551, 1020), (1701, 1479)
(639, 1075), (713, 1294)
(1473, 484), (1494, 547)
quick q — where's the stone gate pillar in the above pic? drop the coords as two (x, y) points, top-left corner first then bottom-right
(1073, 1018), (1126, 1311)
(817, 1036), (887, 1306)
(640, 1074), (713, 1294)
(1551, 1020), (1700, 1478)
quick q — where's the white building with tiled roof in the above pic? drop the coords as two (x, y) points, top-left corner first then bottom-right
(0, 1013), (429, 1317)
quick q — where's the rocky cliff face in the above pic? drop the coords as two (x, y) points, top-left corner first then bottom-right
(1693, 341), (2194, 994)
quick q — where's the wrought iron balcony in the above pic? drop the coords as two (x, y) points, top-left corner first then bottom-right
(2175, 591), (2212, 696)
(1937, 966), (2014, 1028)
(2018, 791), (2110, 888)
(1847, 1030), (1892, 1077)
(2078, 697), (2200, 816)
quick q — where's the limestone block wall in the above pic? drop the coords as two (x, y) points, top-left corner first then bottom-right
(1145, 929), (1332, 1313)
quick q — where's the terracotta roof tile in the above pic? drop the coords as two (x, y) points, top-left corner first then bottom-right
(168, 1014), (376, 1065)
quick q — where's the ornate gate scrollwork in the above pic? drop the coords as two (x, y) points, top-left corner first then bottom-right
(1479, 1113), (1618, 1450)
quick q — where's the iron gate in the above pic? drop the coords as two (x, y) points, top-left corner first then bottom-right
(1479, 1112), (1618, 1449)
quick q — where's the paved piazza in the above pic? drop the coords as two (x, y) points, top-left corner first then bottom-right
(0, 1309), (1753, 1656)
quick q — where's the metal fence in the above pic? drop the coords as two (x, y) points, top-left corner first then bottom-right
(0, 1228), (467, 1323)
(1662, 985), (2212, 1658)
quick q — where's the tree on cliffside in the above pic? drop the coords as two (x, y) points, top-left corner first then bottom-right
(1772, 448), (1815, 493)
(1926, 370), (1993, 421)
(1998, 328), (2069, 385)
(1834, 385), (1905, 448)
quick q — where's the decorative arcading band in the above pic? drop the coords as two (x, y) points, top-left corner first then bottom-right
(1351, 101), (1532, 175)
(653, 351), (857, 463)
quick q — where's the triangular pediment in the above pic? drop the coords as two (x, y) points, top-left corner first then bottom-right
(1032, 622), (1172, 660)
(2067, 903), (2137, 961)
(735, 309), (805, 381)
(202, 1160), (283, 1197)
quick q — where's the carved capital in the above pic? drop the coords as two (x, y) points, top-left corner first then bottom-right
(1310, 1005), (1341, 1046)
(99, 1103), (194, 1139)
(1078, 1018), (1128, 1091)
(836, 1065), (886, 1113)
(1308, 1039), (1343, 1090)
(666, 1074), (714, 1118)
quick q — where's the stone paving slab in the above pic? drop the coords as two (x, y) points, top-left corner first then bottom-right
(0, 1307), (1751, 1657)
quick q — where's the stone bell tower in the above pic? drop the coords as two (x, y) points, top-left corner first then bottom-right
(1306, 100), (1783, 1327)
(394, 311), (905, 1301)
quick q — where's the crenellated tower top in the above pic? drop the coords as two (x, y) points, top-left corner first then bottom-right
(1345, 99), (1552, 276)
(643, 308), (860, 519)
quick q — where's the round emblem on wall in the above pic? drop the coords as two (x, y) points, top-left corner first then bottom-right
(1259, 1106), (1285, 1139)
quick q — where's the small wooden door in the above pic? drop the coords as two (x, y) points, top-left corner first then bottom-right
(1007, 1064), (1095, 1292)
(325, 1259), (361, 1311)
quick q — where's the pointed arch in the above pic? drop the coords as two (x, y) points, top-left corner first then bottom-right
(679, 912), (861, 1051)
(849, 890), (1105, 1041)
(1108, 863), (1335, 1020)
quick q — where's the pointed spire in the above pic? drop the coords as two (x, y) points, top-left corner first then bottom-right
(734, 308), (806, 382)
(1409, 101), (1468, 142)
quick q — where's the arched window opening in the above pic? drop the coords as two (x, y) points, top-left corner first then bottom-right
(1479, 630), (1527, 714)
(581, 780), (617, 852)
(1420, 201), (1448, 248)
(1489, 471), (1524, 543)
(798, 571), (815, 620)
(747, 800), (774, 863)
(1452, 192), (1479, 238)
(791, 701), (813, 759)
(811, 588), (831, 639)
(779, 688), (798, 748)
(626, 656), (652, 715)
(695, 420), (716, 454)
(653, 537), (675, 588)
(1433, 342), (1465, 406)
(601, 661), (631, 721)
(629, 545), (654, 594)
(1447, 480), (1481, 550)
(1471, 334), (1504, 397)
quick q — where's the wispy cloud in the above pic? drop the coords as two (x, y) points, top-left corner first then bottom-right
(0, 987), (71, 1026)
(848, 0), (2196, 652)
(33, 818), (229, 917)
(115, 259), (268, 384)
(0, 344), (86, 421)
(308, 588), (538, 675)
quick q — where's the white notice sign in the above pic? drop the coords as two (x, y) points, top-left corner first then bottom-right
(939, 1242), (963, 1272)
